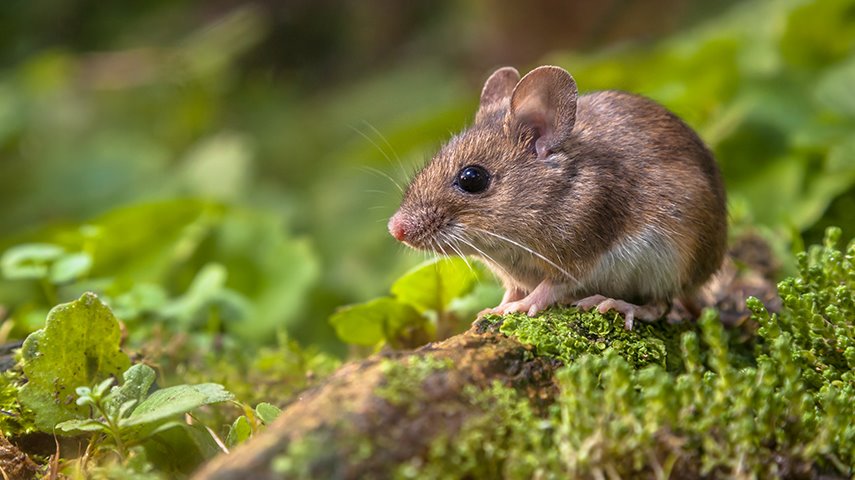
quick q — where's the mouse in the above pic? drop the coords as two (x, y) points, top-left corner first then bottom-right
(387, 65), (727, 329)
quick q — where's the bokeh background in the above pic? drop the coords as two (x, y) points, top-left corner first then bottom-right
(1, 0), (854, 356)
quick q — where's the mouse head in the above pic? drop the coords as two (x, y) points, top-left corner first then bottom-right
(388, 65), (579, 257)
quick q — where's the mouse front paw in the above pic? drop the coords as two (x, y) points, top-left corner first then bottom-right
(480, 280), (559, 317)
(491, 299), (546, 317)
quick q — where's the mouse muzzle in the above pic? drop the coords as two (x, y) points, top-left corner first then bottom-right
(388, 212), (408, 242)
(387, 206), (446, 251)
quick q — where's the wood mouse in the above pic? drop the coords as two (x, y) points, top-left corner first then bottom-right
(387, 66), (727, 329)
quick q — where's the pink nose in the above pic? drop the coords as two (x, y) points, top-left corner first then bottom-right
(388, 213), (407, 242)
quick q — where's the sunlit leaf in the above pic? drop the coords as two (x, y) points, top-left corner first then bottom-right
(106, 364), (157, 418)
(226, 415), (252, 447)
(391, 257), (477, 313)
(329, 297), (424, 346)
(255, 402), (281, 425)
(19, 292), (131, 431)
(124, 383), (234, 428)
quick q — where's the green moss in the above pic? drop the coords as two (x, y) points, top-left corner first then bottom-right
(0, 370), (37, 436)
(375, 354), (453, 407)
(490, 306), (692, 371)
(395, 381), (549, 480)
(270, 354), (456, 480)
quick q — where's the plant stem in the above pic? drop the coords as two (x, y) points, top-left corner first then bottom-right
(94, 400), (127, 461)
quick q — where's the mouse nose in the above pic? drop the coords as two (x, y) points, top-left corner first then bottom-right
(388, 213), (408, 242)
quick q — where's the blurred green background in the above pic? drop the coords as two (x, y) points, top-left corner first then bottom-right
(1, 0), (854, 356)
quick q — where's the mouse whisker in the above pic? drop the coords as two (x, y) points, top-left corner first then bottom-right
(350, 123), (395, 164)
(449, 230), (514, 281)
(359, 165), (404, 194)
(437, 232), (475, 275)
(361, 120), (410, 183)
(430, 236), (452, 261)
(471, 228), (577, 283)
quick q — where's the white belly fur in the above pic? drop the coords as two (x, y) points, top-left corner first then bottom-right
(576, 226), (682, 301)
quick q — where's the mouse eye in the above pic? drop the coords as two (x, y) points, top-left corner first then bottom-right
(455, 165), (490, 194)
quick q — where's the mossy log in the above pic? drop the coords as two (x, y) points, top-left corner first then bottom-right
(193, 323), (559, 480)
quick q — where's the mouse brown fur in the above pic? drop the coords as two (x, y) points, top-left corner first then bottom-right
(388, 66), (727, 328)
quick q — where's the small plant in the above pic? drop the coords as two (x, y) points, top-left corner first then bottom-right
(226, 402), (282, 448)
(19, 292), (131, 431)
(7, 293), (238, 476)
(59, 364), (234, 462)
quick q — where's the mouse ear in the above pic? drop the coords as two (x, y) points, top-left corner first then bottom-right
(476, 67), (520, 123)
(480, 66), (520, 105)
(509, 66), (578, 159)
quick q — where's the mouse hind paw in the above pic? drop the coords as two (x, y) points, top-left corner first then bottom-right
(574, 295), (668, 330)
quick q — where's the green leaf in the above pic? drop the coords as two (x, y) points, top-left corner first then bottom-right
(255, 402), (281, 425)
(329, 297), (424, 346)
(391, 257), (477, 313)
(55, 418), (109, 434)
(159, 263), (229, 325)
(1, 243), (64, 280)
(19, 292), (131, 431)
(123, 383), (234, 428)
(142, 422), (221, 475)
(226, 415), (252, 447)
(49, 252), (92, 283)
(106, 364), (157, 417)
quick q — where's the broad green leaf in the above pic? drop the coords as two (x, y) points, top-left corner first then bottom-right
(1, 243), (64, 280)
(123, 383), (234, 428)
(255, 402), (281, 425)
(226, 415), (252, 447)
(391, 257), (477, 313)
(330, 297), (424, 346)
(106, 364), (157, 417)
(19, 292), (131, 431)
(49, 252), (92, 283)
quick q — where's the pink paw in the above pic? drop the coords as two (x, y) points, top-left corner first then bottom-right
(488, 300), (545, 317)
(574, 295), (666, 330)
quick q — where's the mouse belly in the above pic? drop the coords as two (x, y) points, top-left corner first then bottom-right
(483, 226), (685, 303)
(573, 226), (685, 303)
